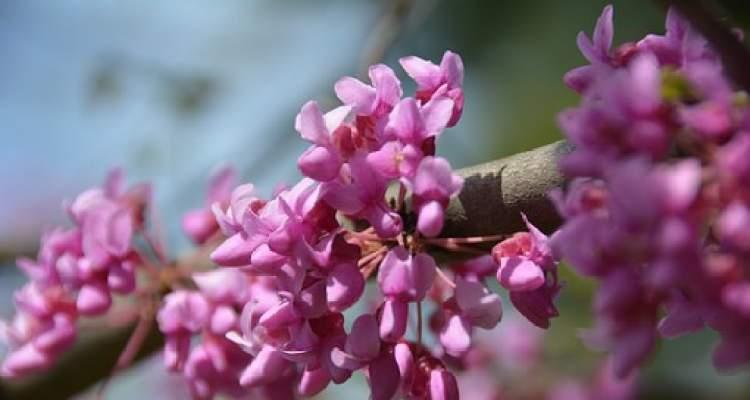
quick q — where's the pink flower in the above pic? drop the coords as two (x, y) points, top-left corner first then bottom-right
(437, 277), (502, 356)
(564, 5), (614, 92)
(404, 156), (464, 237)
(335, 64), (402, 118)
(322, 155), (403, 238)
(400, 51), (464, 126)
(377, 247), (436, 342)
(377, 247), (436, 303)
(383, 97), (454, 147)
(328, 314), (401, 400)
(295, 101), (352, 181)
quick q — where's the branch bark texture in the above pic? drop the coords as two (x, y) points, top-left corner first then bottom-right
(443, 140), (572, 237)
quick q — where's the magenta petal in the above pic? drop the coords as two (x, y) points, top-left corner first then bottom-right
(439, 314), (472, 356)
(210, 232), (259, 266)
(722, 282), (750, 317)
(378, 247), (412, 298)
(379, 299), (408, 342)
(282, 322), (319, 364)
(210, 305), (238, 335)
(440, 51), (464, 88)
(33, 316), (76, 354)
(250, 244), (287, 272)
(206, 165), (237, 204)
(17, 258), (49, 284)
(660, 159), (702, 213)
(370, 64), (402, 108)
(421, 96), (454, 135)
(411, 253), (437, 300)
(593, 5), (614, 54)
(259, 300), (300, 331)
(364, 205), (403, 239)
(455, 277), (503, 329)
(108, 263), (135, 294)
(399, 55), (442, 89)
(411, 156), (463, 198)
(192, 269), (246, 304)
(228, 183), (256, 228)
(368, 351), (400, 400)
(298, 145), (342, 182)
(366, 141), (402, 179)
(81, 227), (111, 271)
(326, 262), (365, 312)
(378, 247), (435, 302)
(295, 101), (330, 145)
(164, 334), (190, 371)
(346, 314), (380, 361)
(429, 369), (460, 400)
(105, 207), (134, 256)
(510, 288), (559, 329)
(497, 257), (545, 292)
(298, 280), (328, 319)
(239, 346), (290, 387)
(77, 282), (112, 316)
(182, 209), (219, 244)
(576, 30), (598, 64)
(14, 284), (51, 318)
(323, 105), (352, 133)
(394, 342), (414, 387)
(417, 200), (444, 237)
(1, 344), (53, 377)
(564, 65), (595, 92)
(298, 366), (331, 397)
(387, 98), (425, 144)
(335, 76), (376, 114)
(322, 182), (365, 215)
(611, 326), (655, 378)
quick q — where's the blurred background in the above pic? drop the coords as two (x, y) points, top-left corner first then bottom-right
(1, 0), (749, 398)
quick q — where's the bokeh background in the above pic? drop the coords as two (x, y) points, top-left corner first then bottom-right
(1, 0), (749, 398)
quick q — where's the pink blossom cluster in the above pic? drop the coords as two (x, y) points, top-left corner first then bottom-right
(1, 50), (565, 399)
(151, 51), (561, 399)
(156, 269), (259, 399)
(554, 5), (750, 377)
(0, 170), (149, 376)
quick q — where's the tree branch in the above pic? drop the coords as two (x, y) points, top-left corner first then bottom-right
(443, 140), (572, 238)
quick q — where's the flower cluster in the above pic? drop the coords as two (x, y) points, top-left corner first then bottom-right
(0, 170), (149, 376)
(554, 5), (750, 377)
(201, 52), (473, 399)
(155, 51), (560, 399)
(157, 269), (256, 399)
(1, 51), (564, 399)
